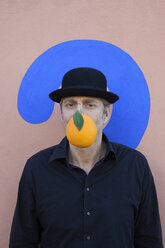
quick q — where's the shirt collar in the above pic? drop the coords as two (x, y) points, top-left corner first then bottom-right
(48, 137), (68, 163)
(103, 132), (117, 161)
(48, 132), (117, 163)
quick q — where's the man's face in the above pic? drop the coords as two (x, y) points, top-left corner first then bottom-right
(60, 96), (112, 135)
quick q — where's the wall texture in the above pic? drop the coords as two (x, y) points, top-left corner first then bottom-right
(0, 0), (164, 247)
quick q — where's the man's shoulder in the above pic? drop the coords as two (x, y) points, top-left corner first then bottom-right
(109, 142), (150, 178)
(26, 141), (62, 166)
(28, 145), (56, 160)
(110, 141), (147, 163)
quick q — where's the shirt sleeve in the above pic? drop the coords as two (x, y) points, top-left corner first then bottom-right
(134, 158), (163, 248)
(9, 160), (41, 248)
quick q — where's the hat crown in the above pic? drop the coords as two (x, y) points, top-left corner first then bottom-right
(62, 67), (107, 90)
(49, 67), (119, 103)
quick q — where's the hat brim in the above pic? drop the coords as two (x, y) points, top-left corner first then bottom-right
(49, 87), (119, 104)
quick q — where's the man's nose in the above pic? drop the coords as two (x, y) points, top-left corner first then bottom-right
(76, 103), (83, 113)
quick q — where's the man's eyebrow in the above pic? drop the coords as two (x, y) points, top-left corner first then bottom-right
(63, 99), (99, 103)
(84, 99), (98, 103)
(63, 99), (75, 103)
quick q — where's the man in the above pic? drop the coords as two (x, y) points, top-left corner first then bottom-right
(9, 67), (163, 247)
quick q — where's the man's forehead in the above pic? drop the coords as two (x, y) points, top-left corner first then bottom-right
(61, 96), (102, 103)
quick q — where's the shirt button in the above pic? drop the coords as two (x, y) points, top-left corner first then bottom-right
(86, 187), (90, 191)
(87, 236), (91, 240)
(87, 211), (91, 215)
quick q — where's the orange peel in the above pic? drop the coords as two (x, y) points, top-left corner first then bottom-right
(66, 111), (97, 148)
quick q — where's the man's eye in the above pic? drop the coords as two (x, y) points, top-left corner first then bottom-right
(66, 103), (74, 107)
(87, 104), (96, 108)
(64, 103), (96, 108)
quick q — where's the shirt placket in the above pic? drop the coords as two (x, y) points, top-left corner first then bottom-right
(83, 176), (93, 247)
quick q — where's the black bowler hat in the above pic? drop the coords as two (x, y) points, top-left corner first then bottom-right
(49, 67), (119, 104)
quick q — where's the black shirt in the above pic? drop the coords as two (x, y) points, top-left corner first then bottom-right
(9, 133), (163, 248)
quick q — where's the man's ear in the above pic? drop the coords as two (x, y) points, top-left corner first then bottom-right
(60, 107), (64, 122)
(60, 112), (63, 122)
(59, 101), (63, 122)
(102, 104), (113, 129)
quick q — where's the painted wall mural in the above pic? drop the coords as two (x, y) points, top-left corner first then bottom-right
(17, 40), (150, 148)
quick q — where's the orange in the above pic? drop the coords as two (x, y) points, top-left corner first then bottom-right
(66, 111), (97, 148)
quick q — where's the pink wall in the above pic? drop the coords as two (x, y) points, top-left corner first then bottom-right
(1, 0), (164, 247)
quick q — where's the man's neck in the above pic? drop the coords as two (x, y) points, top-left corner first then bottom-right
(67, 132), (107, 171)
